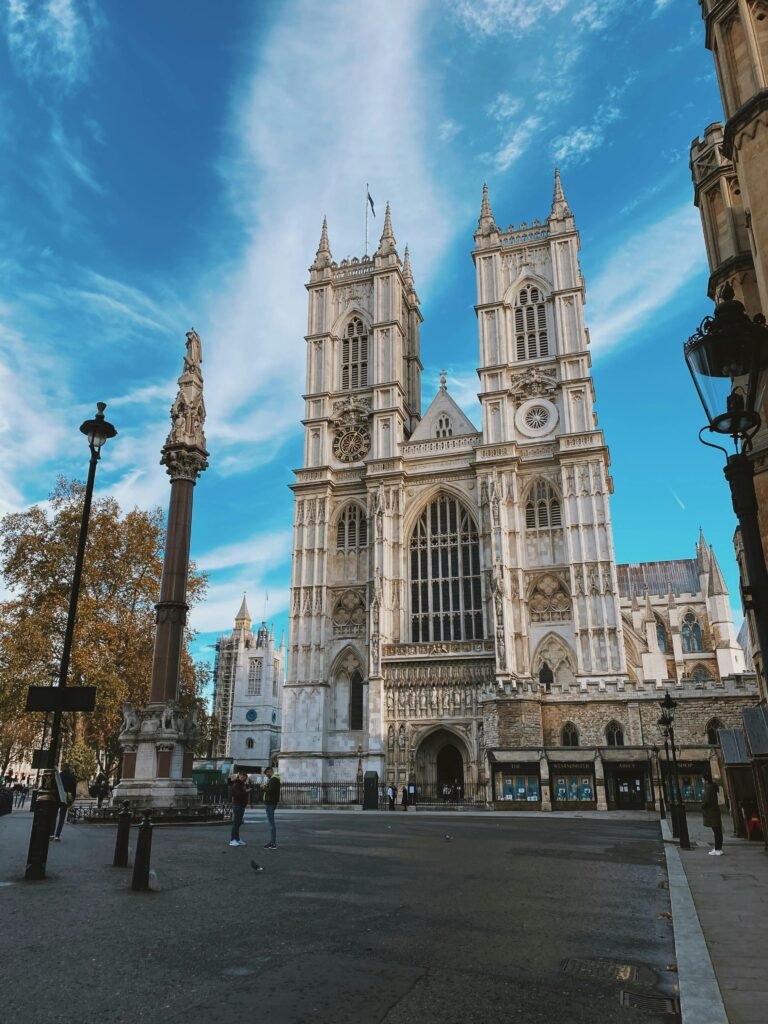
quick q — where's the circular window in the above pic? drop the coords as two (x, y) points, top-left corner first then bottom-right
(524, 405), (549, 430)
(515, 397), (558, 439)
(246, 709), (258, 722)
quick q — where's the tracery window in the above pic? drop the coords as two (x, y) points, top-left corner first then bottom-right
(336, 504), (368, 550)
(692, 664), (712, 683)
(681, 613), (704, 653)
(410, 494), (483, 642)
(247, 659), (262, 696)
(706, 718), (724, 745)
(349, 671), (364, 730)
(539, 662), (553, 693)
(525, 481), (562, 530)
(341, 317), (368, 390)
(273, 660), (279, 697)
(436, 415), (453, 438)
(561, 722), (579, 747)
(514, 285), (549, 361)
(606, 721), (625, 747)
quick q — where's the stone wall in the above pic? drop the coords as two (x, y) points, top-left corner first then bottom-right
(484, 698), (543, 746)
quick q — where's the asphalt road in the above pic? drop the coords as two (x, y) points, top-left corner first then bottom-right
(1, 810), (678, 1023)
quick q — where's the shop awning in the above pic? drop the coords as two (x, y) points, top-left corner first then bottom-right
(743, 706), (768, 757)
(487, 749), (541, 764)
(718, 728), (751, 765)
(547, 750), (598, 765)
(601, 749), (650, 763)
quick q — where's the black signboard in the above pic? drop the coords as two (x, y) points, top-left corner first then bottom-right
(26, 686), (96, 713)
(550, 762), (595, 772)
(31, 749), (52, 770)
(495, 763), (541, 773)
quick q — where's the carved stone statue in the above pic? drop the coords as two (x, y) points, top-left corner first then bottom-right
(181, 705), (199, 744)
(162, 702), (177, 731)
(184, 329), (203, 373)
(119, 702), (140, 736)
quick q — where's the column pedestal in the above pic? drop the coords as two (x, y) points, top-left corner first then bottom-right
(114, 701), (198, 808)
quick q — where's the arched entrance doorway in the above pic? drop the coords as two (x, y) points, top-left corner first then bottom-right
(415, 728), (467, 794)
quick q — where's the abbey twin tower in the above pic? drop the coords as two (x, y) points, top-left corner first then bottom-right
(220, 173), (758, 812)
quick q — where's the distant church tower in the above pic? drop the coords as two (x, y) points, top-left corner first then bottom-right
(212, 595), (284, 770)
(280, 176), (752, 811)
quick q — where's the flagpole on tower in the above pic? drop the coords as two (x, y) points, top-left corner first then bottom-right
(365, 182), (369, 257)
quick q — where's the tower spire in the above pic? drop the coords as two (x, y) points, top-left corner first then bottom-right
(234, 593), (252, 631)
(644, 584), (654, 623)
(310, 215), (333, 271)
(403, 244), (414, 287)
(376, 202), (397, 257)
(696, 528), (710, 574)
(708, 546), (728, 596)
(550, 166), (572, 220)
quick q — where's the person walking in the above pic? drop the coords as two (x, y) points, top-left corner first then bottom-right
(52, 764), (77, 841)
(263, 766), (280, 849)
(387, 783), (395, 811)
(401, 785), (408, 811)
(702, 779), (724, 856)
(229, 771), (250, 847)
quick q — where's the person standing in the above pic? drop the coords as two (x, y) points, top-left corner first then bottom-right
(52, 764), (77, 841)
(401, 785), (408, 812)
(387, 783), (395, 810)
(263, 766), (280, 849)
(229, 771), (249, 847)
(702, 779), (724, 856)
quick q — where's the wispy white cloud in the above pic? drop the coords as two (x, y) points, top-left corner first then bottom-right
(492, 115), (543, 171)
(587, 204), (706, 354)
(551, 78), (634, 166)
(200, 530), (293, 573)
(1, 0), (100, 91)
(487, 92), (521, 121)
(453, 0), (570, 37)
(438, 119), (462, 143)
(50, 115), (104, 194)
(202, 0), (451, 463)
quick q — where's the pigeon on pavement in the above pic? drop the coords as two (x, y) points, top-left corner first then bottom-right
(250, 860), (264, 873)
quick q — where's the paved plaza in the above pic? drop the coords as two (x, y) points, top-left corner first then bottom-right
(2, 809), (683, 1024)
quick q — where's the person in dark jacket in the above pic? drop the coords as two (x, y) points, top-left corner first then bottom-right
(263, 767), (280, 849)
(702, 780), (724, 856)
(229, 771), (250, 847)
(52, 764), (77, 841)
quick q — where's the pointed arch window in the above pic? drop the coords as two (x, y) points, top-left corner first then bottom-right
(341, 317), (368, 390)
(606, 721), (625, 747)
(525, 481), (561, 530)
(561, 722), (579, 747)
(336, 504), (368, 551)
(655, 616), (668, 654)
(349, 671), (364, 731)
(692, 664), (713, 683)
(539, 662), (553, 693)
(681, 613), (703, 653)
(436, 415), (453, 439)
(706, 718), (724, 745)
(247, 659), (262, 696)
(514, 285), (549, 361)
(246, 737), (255, 749)
(409, 494), (484, 642)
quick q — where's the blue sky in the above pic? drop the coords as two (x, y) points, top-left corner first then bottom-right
(0, 0), (741, 674)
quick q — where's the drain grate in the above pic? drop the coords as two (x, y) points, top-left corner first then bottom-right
(562, 959), (643, 983)
(619, 990), (680, 1015)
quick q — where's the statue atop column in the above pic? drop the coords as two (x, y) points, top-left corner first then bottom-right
(163, 328), (209, 478)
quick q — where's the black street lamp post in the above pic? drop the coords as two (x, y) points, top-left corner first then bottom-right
(651, 744), (666, 821)
(656, 721), (678, 838)
(658, 692), (691, 850)
(684, 284), (768, 678)
(25, 403), (116, 881)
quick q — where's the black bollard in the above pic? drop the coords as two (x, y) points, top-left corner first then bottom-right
(131, 810), (153, 891)
(113, 800), (131, 867)
(24, 774), (58, 881)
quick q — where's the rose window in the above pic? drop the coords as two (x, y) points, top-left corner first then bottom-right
(524, 405), (549, 430)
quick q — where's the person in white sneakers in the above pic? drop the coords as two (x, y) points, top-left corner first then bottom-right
(229, 771), (250, 847)
(702, 780), (724, 856)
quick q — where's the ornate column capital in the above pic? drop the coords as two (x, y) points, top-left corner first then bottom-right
(161, 444), (209, 482)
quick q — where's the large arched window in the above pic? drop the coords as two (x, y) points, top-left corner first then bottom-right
(349, 671), (364, 730)
(247, 659), (262, 696)
(681, 613), (704, 653)
(561, 722), (579, 747)
(692, 664), (713, 683)
(410, 494), (483, 642)
(336, 504), (368, 550)
(606, 721), (625, 747)
(525, 481), (562, 530)
(341, 317), (368, 390)
(514, 285), (549, 360)
(706, 718), (724, 745)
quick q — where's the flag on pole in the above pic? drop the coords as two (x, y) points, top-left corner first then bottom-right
(367, 190), (376, 217)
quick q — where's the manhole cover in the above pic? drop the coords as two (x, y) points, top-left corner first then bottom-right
(562, 959), (658, 989)
(619, 990), (680, 1015)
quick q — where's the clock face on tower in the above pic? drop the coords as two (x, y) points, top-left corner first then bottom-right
(333, 426), (371, 463)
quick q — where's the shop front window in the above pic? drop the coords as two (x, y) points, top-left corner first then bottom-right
(499, 773), (540, 801)
(553, 774), (594, 801)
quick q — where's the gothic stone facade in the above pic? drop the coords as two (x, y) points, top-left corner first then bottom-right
(279, 181), (758, 810)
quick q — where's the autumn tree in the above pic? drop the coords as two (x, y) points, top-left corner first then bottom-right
(0, 477), (208, 777)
